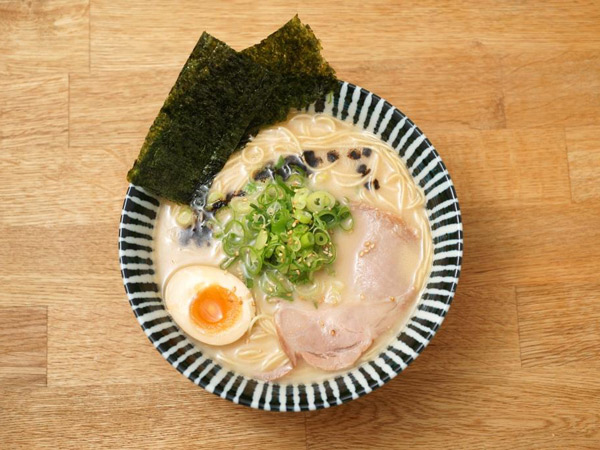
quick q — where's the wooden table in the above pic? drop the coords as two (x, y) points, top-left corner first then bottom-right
(1, 1), (599, 448)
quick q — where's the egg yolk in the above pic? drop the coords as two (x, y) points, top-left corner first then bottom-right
(189, 285), (242, 333)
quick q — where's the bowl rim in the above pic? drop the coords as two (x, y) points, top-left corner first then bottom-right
(119, 80), (463, 411)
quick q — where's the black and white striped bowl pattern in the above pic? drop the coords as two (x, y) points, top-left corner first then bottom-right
(119, 81), (463, 411)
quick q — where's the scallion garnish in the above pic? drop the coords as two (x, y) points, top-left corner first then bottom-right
(209, 158), (353, 298)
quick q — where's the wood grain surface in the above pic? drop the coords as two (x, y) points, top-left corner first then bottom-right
(1, 1), (599, 449)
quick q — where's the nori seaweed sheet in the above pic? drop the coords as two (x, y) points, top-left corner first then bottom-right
(127, 33), (272, 203)
(127, 17), (337, 204)
(241, 15), (337, 137)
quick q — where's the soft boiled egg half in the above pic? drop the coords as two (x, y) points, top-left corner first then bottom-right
(164, 265), (255, 346)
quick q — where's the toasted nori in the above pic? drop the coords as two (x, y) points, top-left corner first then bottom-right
(241, 15), (337, 137)
(302, 150), (322, 168)
(357, 163), (371, 176)
(127, 33), (272, 203)
(128, 16), (337, 204)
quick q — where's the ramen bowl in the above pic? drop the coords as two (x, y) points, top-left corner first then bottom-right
(119, 81), (463, 411)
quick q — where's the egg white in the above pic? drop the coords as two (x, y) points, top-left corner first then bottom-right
(164, 265), (255, 346)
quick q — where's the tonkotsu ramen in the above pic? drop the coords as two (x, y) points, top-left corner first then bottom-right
(154, 111), (432, 383)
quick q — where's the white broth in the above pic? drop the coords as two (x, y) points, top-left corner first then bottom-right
(154, 111), (432, 384)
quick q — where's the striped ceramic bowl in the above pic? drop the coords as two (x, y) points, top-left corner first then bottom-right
(119, 81), (463, 411)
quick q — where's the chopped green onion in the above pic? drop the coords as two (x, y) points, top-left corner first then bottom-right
(316, 210), (337, 228)
(207, 191), (224, 205)
(323, 243), (336, 264)
(292, 188), (309, 209)
(245, 182), (258, 194)
(222, 220), (246, 256)
(340, 216), (353, 231)
(247, 210), (267, 231)
(230, 196), (252, 215)
(210, 221), (225, 239)
(175, 206), (195, 228)
(223, 235), (241, 256)
(209, 159), (353, 299)
(214, 206), (232, 224)
(240, 246), (262, 276)
(306, 191), (336, 213)
(275, 175), (294, 195)
(271, 210), (290, 234)
(295, 280), (321, 299)
(286, 173), (305, 189)
(259, 270), (293, 299)
(300, 232), (314, 248)
(259, 184), (284, 205)
(274, 156), (286, 170)
(264, 242), (276, 258)
(254, 229), (268, 250)
(289, 238), (302, 252)
(292, 224), (309, 236)
(314, 230), (329, 246)
(337, 205), (354, 231)
(273, 245), (289, 266)
(293, 209), (312, 224)
(224, 220), (245, 241)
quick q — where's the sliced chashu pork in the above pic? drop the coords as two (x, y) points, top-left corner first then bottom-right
(274, 204), (421, 372)
(275, 289), (416, 371)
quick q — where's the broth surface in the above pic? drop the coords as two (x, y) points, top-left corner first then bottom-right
(154, 112), (432, 383)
